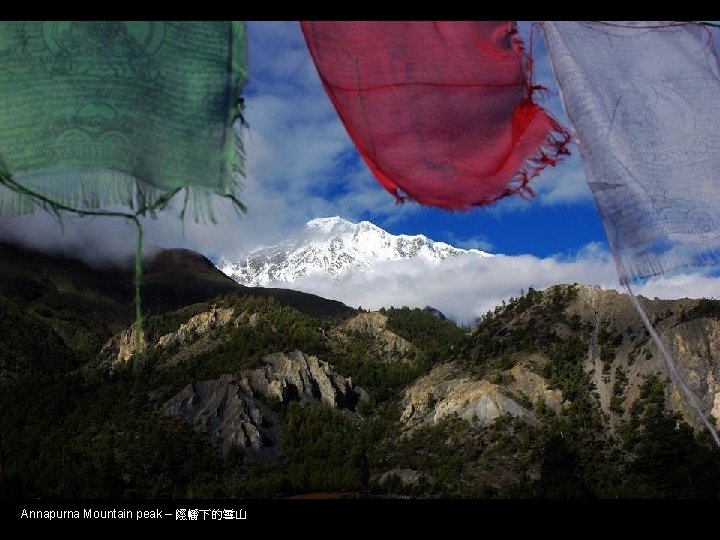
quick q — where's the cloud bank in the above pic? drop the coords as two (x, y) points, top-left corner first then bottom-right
(275, 249), (720, 324)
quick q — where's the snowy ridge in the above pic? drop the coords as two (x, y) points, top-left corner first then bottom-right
(218, 216), (492, 287)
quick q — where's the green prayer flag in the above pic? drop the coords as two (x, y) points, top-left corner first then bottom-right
(0, 21), (247, 217)
(0, 21), (248, 362)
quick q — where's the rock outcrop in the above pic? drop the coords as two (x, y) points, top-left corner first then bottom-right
(378, 468), (428, 487)
(249, 350), (361, 410)
(401, 362), (536, 429)
(569, 284), (720, 430)
(162, 350), (366, 458)
(162, 375), (279, 460)
(234, 311), (262, 328)
(102, 324), (147, 365)
(157, 306), (234, 348)
(508, 359), (565, 413)
(333, 312), (416, 362)
(101, 304), (234, 367)
(664, 317), (720, 429)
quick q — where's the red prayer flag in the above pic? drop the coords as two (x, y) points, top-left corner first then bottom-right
(301, 21), (570, 209)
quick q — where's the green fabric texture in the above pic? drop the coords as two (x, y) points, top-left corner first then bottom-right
(0, 21), (247, 216)
(0, 22), (248, 363)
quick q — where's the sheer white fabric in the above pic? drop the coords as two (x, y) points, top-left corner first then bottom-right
(543, 21), (720, 282)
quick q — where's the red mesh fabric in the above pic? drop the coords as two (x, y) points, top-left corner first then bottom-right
(301, 21), (570, 209)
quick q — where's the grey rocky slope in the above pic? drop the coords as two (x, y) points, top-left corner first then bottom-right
(162, 351), (364, 459)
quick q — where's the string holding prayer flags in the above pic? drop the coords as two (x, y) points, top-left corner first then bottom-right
(301, 21), (570, 210)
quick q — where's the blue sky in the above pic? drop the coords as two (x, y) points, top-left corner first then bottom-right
(240, 21), (606, 257)
(216, 21), (720, 320)
(2, 21), (718, 319)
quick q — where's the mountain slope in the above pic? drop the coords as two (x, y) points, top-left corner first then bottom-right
(2, 243), (719, 499)
(219, 216), (492, 286)
(0, 241), (352, 360)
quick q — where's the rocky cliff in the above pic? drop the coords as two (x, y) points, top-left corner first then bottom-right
(401, 357), (563, 430)
(332, 312), (416, 362)
(162, 350), (366, 458)
(162, 374), (279, 460)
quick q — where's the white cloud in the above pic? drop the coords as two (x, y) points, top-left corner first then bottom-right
(276, 248), (720, 325)
(635, 274), (720, 302)
(443, 233), (495, 252)
(534, 155), (593, 206)
(273, 249), (616, 324)
(0, 211), (141, 268)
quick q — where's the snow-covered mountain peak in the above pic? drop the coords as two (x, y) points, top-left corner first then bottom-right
(218, 217), (492, 287)
(306, 216), (356, 235)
